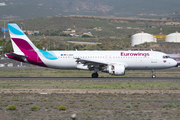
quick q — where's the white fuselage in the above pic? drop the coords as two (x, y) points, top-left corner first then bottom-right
(38, 50), (177, 70)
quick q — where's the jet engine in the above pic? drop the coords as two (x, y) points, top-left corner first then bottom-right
(108, 64), (125, 76)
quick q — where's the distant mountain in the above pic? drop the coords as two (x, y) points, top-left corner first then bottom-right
(0, 0), (180, 20)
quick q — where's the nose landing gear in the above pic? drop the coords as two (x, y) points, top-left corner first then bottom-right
(152, 69), (156, 78)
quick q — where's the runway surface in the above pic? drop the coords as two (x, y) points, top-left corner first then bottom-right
(0, 77), (179, 80)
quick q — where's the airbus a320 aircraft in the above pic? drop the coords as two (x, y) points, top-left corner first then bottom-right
(6, 23), (177, 78)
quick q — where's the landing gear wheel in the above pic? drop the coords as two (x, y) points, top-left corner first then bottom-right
(151, 69), (156, 78)
(92, 73), (99, 78)
(152, 75), (156, 78)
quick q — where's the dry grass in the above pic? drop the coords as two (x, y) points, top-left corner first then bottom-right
(0, 68), (180, 119)
(0, 92), (179, 120)
(0, 68), (180, 78)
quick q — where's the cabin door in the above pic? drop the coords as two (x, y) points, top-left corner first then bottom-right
(151, 53), (157, 63)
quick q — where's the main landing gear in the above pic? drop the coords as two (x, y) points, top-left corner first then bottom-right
(92, 72), (99, 78)
(152, 69), (156, 78)
(92, 67), (99, 78)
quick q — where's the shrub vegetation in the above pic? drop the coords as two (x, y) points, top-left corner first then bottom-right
(126, 104), (131, 108)
(6, 105), (16, 110)
(30, 105), (40, 111)
(59, 106), (67, 111)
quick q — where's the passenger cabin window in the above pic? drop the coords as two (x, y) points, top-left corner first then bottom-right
(163, 56), (170, 59)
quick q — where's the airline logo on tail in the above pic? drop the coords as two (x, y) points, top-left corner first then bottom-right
(7, 23), (48, 67)
(8, 24), (25, 35)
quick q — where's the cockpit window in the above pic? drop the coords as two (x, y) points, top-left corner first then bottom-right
(163, 56), (170, 59)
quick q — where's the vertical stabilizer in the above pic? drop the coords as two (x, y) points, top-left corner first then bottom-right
(7, 23), (47, 67)
(8, 23), (38, 55)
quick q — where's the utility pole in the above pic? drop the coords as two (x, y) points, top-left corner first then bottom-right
(4, 21), (5, 39)
(160, 25), (162, 35)
(2, 21), (6, 58)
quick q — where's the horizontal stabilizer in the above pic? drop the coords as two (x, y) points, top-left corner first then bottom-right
(6, 53), (27, 58)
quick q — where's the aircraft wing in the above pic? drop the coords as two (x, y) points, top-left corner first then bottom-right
(75, 58), (128, 72)
(75, 58), (108, 66)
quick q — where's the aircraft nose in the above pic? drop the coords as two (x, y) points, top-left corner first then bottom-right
(172, 59), (178, 67)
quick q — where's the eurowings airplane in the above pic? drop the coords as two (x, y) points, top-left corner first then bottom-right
(5, 23), (177, 78)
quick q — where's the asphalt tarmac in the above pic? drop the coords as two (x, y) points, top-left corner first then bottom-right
(0, 77), (179, 80)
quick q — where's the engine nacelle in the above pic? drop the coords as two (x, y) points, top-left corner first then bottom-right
(108, 64), (125, 76)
